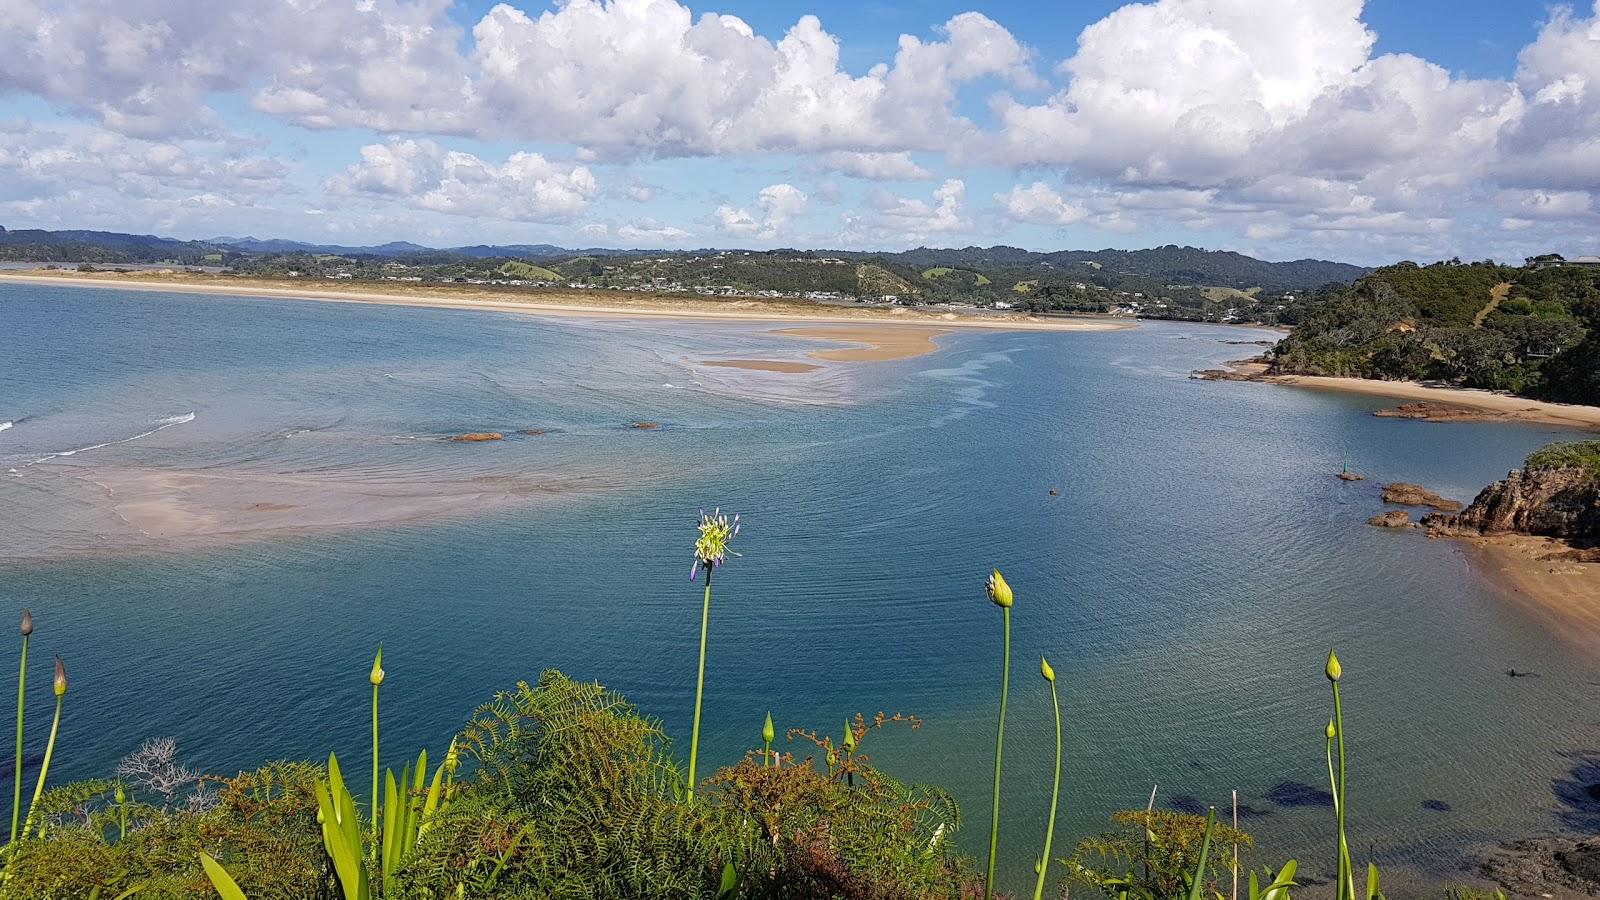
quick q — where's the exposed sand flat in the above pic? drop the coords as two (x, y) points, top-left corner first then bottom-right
(0, 271), (1131, 334)
(1461, 534), (1600, 654)
(701, 359), (823, 373)
(4, 464), (615, 559)
(774, 325), (952, 361)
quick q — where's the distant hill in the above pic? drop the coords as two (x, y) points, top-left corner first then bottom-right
(0, 226), (1371, 321)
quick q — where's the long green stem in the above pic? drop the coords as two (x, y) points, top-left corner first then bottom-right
(1032, 677), (1062, 900)
(19, 695), (61, 842)
(1332, 681), (1352, 900)
(371, 681), (380, 859)
(686, 568), (713, 802)
(985, 606), (1011, 900)
(10, 632), (27, 848)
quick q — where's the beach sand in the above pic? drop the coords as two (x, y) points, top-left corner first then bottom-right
(0, 270), (1129, 334)
(775, 325), (951, 362)
(1459, 534), (1600, 654)
(1203, 357), (1600, 430)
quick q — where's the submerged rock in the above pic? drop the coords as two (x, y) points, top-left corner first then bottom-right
(451, 432), (504, 442)
(518, 429), (546, 436)
(628, 422), (660, 430)
(1338, 470), (1365, 481)
(1381, 482), (1464, 511)
(1368, 510), (1412, 528)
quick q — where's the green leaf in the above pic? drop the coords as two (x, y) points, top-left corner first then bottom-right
(1185, 808), (1217, 900)
(716, 861), (738, 900)
(198, 852), (249, 900)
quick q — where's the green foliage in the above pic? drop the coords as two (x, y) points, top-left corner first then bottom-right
(497, 261), (562, 281)
(1525, 441), (1600, 480)
(1269, 259), (1600, 402)
(1062, 808), (1253, 900)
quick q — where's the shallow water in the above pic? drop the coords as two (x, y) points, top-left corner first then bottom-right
(2, 282), (1597, 892)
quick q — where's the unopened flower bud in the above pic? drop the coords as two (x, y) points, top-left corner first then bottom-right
(842, 722), (856, 752)
(762, 711), (775, 745)
(1325, 649), (1342, 682)
(369, 646), (384, 686)
(1325, 719), (1336, 740)
(986, 569), (1013, 609)
(1041, 657), (1056, 683)
(53, 656), (67, 697)
(115, 782), (126, 805)
(20, 610), (32, 637)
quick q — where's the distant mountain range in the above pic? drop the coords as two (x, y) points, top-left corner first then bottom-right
(0, 225), (1370, 293)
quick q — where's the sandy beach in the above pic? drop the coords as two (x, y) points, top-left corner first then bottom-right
(1458, 534), (1600, 654)
(0, 270), (1130, 335)
(1201, 357), (1600, 430)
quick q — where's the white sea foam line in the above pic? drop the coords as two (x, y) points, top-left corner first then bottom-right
(0, 421), (12, 434)
(14, 412), (196, 472)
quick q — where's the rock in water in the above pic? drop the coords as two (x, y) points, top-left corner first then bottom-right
(451, 432), (504, 442)
(1338, 471), (1365, 481)
(1369, 510), (1412, 528)
(1381, 482), (1464, 511)
(1423, 442), (1600, 541)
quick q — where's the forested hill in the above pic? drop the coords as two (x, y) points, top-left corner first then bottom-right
(1269, 258), (1600, 405)
(0, 226), (1367, 322)
(859, 245), (1366, 294)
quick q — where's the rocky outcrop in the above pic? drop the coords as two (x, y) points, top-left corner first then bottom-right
(1373, 402), (1498, 423)
(628, 422), (660, 430)
(1423, 464), (1600, 544)
(451, 432), (504, 442)
(1368, 510), (1411, 528)
(1338, 471), (1365, 481)
(1479, 836), (1600, 898)
(1381, 482), (1464, 511)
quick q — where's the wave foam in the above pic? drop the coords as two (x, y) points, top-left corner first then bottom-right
(15, 412), (197, 471)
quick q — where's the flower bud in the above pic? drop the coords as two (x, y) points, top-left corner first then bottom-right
(762, 711), (775, 745)
(1325, 649), (1342, 683)
(1325, 719), (1336, 740)
(115, 782), (126, 805)
(369, 646), (384, 687)
(1040, 657), (1056, 683)
(20, 610), (32, 637)
(986, 569), (1013, 609)
(842, 722), (856, 752)
(53, 656), (67, 697)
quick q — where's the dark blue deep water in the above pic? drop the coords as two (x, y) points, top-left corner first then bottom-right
(1, 282), (1596, 892)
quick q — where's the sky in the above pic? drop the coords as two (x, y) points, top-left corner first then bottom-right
(1, 0), (1597, 264)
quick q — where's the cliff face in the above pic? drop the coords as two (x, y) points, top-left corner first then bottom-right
(1423, 465), (1600, 544)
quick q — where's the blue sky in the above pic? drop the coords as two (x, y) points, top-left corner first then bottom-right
(1, 0), (1597, 263)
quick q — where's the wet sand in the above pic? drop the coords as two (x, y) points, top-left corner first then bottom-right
(0, 271), (1130, 334)
(5, 463), (617, 559)
(774, 325), (951, 362)
(701, 359), (823, 373)
(1459, 534), (1600, 653)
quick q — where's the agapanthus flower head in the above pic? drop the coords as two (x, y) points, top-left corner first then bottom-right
(986, 569), (1013, 609)
(690, 508), (741, 580)
(53, 656), (67, 697)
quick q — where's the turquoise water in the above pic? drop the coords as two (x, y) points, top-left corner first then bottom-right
(1, 282), (1597, 891)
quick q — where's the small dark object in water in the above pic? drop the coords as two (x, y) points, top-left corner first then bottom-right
(1048, 487), (1060, 496)
(1266, 781), (1334, 808)
(1166, 794), (1207, 815)
(1235, 802), (1273, 819)
(1507, 669), (1541, 678)
(1422, 799), (1452, 812)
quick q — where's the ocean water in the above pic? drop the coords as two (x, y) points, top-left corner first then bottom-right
(1, 281), (1597, 892)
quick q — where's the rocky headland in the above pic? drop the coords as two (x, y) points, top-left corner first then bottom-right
(1421, 444), (1600, 544)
